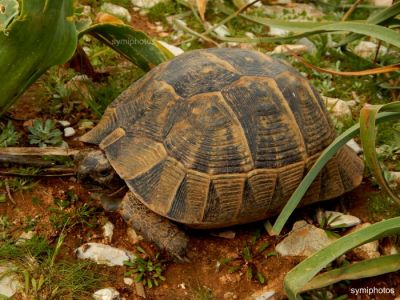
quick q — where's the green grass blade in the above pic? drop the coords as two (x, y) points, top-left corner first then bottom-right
(284, 217), (400, 299)
(360, 102), (400, 204)
(0, 0), (77, 116)
(337, 1), (400, 46)
(80, 24), (170, 71)
(271, 111), (400, 236)
(299, 255), (400, 293)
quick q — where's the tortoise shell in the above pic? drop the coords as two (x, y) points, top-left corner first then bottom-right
(80, 48), (363, 228)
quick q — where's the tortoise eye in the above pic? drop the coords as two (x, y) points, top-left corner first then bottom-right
(98, 169), (111, 177)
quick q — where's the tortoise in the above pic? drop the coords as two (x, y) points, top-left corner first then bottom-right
(76, 48), (364, 259)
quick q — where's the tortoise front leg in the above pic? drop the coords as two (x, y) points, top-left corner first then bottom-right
(119, 192), (189, 261)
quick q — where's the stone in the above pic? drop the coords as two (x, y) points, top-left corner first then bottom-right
(269, 27), (289, 36)
(78, 120), (94, 130)
(103, 221), (115, 243)
(224, 292), (238, 299)
(372, 0), (393, 6)
(354, 41), (387, 59)
(75, 243), (136, 266)
(157, 41), (184, 56)
(0, 264), (19, 298)
(58, 120), (71, 127)
(16, 231), (35, 245)
(348, 223), (380, 260)
(276, 221), (337, 257)
(211, 230), (236, 239)
(250, 290), (276, 300)
(346, 139), (362, 155)
(100, 3), (132, 23)
(82, 5), (92, 16)
(64, 127), (76, 137)
(93, 287), (120, 300)
(296, 37), (317, 55)
(123, 277), (134, 286)
(272, 44), (308, 54)
(135, 282), (146, 298)
(66, 75), (93, 101)
(323, 211), (361, 229)
(131, 0), (163, 8)
(323, 96), (355, 120)
(213, 24), (230, 38)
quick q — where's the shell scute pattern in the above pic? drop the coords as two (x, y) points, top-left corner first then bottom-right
(82, 48), (364, 227)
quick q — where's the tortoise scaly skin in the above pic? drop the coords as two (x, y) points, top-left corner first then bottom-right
(78, 48), (364, 258)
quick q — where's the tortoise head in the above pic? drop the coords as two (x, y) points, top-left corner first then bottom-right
(76, 150), (122, 190)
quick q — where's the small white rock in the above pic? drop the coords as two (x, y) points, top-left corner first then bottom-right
(296, 37), (317, 55)
(214, 24), (230, 38)
(323, 211), (361, 228)
(250, 290), (276, 300)
(272, 44), (308, 54)
(135, 282), (146, 298)
(93, 287), (120, 300)
(82, 5), (92, 16)
(157, 41), (184, 56)
(64, 127), (76, 137)
(224, 291), (238, 299)
(102, 221), (115, 243)
(348, 223), (380, 260)
(131, 0), (163, 8)
(354, 41), (387, 59)
(276, 221), (337, 257)
(269, 27), (289, 36)
(16, 231), (35, 245)
(123, 277), (134, 286)
(372, 0), (393, 6)
(0, 264), (19, 298)
(58, 120), (71, 127)
(101, 3), (132, 23)
(75, 243), (136, 266)
(323, 96), (353, 120)
(346, 139), (363, 155)
(178, 282), (186, 289)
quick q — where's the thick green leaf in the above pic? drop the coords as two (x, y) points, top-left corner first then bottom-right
(0, 0), (77, 116)
(284, 218), (400, 299)
(271, 111), (400, 236)
(80, 24), (170, 71)
(360, 102), (400, 204)
(299, 255), (400, 293)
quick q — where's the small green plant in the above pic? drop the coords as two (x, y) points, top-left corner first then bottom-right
(218, 229), (268, 284)
(49, 192), (97, 231)
(191, 285), (215, 300)
(0, 234), (102, 299)
(0, 177), (37, 193)
(0, 215), (10, 240)
(28, 119), (63, 147)
(0, 121), (20, 147)
(124, 246), (166, 288)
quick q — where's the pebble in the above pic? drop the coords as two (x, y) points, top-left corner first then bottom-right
(224, 291), (238, 299)
(323, 96), (355, 120)
(157, 41), (184, 56)
(102, 221), (115, 243)
(16, 231), (35, 245)
(347, 223), (380, 260)
(100, 3), (131, 23)
(64, 127), (76, 137)
(75, 243), (136, 266)
(272, 44), (308, 54)
(135, 282), (146, 298)
(346, 139), (363, 155)
(58, 120), (71, 127)
(276, 220), (337, 257)
(93, 287), (120, 300)
(373, 0), (393, 6)
(0, 264), (19, 298)
(250, 290), (276, 300)
(131, 0), (163, 8)
(354, 41), (387, 59)
(213, 24), (230, 38)
(123, 277), (134, 286)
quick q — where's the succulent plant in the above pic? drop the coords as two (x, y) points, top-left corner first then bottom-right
(28, 119), (63, 148)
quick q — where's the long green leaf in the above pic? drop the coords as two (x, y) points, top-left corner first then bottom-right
(271, 111), (400, 236)
(337, 2), (400, 47)
(80, 24), (169, 71)
(284, 217), (400, 299)
(360, 102), (400, 204)
(299, 255), (400, 293)
(0, 0), (77, 116)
